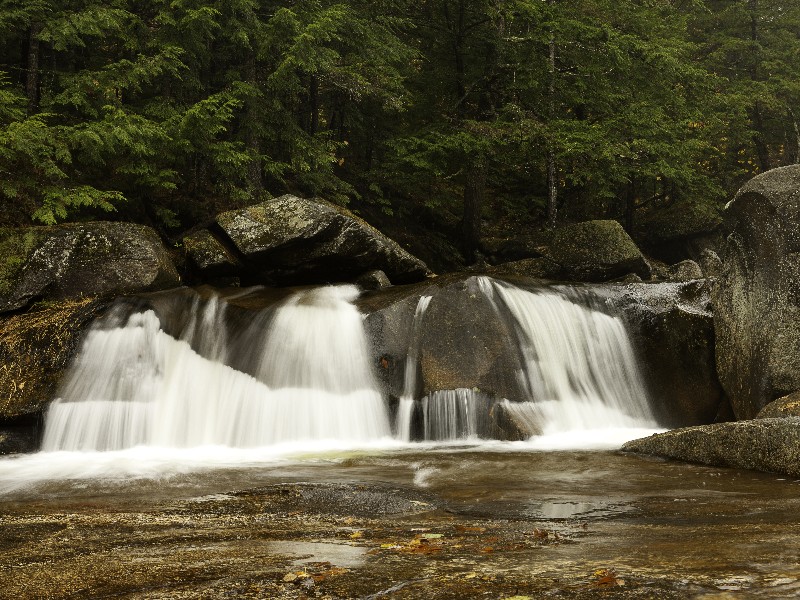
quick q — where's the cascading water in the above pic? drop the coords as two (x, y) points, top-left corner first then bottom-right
(396, 295), (431, 441)
(407, 278), (658, 443)
(487, 279), (658, 438)
(37, 276), (660, 456)
(41, 285), (391, 451)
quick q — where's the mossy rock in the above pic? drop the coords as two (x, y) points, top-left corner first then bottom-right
(0, 222), (181, 314)
(0, 297), (106, 419)
(216, 194), (431, 285)
(637, 199), (722, 244)
(0, 228), (47, 299)
(183, 229), (240, 276)
(543, 220), (649, 281)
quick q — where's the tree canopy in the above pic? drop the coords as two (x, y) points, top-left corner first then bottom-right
(0, 0), (798, 257)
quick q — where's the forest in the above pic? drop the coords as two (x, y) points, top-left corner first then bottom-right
(1, 0), (799, 259)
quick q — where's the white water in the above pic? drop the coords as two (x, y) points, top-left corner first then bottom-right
(422, 389), (493, 440)
(488, 280), (658, 435)
(0, 278), (665, 492)
(42, 286), (391, 451)
(396, 295), (432, 440)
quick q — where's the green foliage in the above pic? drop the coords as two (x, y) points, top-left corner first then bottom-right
(0, 0), (797, 242)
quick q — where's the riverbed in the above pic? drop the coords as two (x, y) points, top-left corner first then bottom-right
(1, 446), (799, 598)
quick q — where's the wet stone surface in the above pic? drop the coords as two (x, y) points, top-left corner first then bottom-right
(2, 449), (800, 599)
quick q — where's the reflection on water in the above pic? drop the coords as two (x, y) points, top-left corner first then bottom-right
(266, 541), (367, 569)
(2, 448), (800, 598)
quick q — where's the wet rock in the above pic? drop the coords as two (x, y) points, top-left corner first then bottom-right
(363, 274), (721, 429)
(542, 220), (650, 282)
(355, 270), (391, 291)
(756, 392), (800, 419)
(362, 275), (525, 404)
(0, 422), (40, 455)
(0, 223), (180, 313)
(623, 418), (800, 477)
(667, 259), (703, 282)
(417, 279), (524, 399)
(698, 248), (723, 278)
(235, 483), (437, 518)
(601, 281), (725, 427)
(0, 297), (107, 418)
(216, 195), (431, 285)
(713, 165), (800, 418)
(183, 229), (240, 277)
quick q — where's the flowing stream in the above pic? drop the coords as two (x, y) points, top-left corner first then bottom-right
(2, 278), (662, 489)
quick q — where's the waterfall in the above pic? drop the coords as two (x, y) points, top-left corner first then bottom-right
(411, 278), (658, 441)
(396, 295), (432, 441)
(41, 286), (391, 451)
(38, 276), (659, 454)
(488, 280), (657, 436)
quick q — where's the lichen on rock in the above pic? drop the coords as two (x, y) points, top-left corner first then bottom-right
(0, 222), (181, 314)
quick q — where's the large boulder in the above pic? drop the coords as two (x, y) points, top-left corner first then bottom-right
(713, 165), (800, 419)
(360, 275), (526, 403)
(0, 223), (181, 313)
(211, 195), (431, 285)
(542, 220), (650, 281)
(598, 280), (726, 427)
(622, 419), (800, 477)
(483, 221), (650, 283)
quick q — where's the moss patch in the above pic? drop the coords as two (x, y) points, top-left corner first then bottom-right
(0, 227), (46, 298)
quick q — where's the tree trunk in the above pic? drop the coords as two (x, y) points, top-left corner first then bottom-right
(790, 108), (800, 165)
(751, 102), (772, 172)
(461, 157), (486, 262)
(545, 0), (557, 228)
(26, 23), (43, 115)
(747, 0), (771, 172)
(309, 75), (319, 135)
(624, 181), (636, 234)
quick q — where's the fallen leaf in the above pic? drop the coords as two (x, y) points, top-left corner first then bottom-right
(456, 525), (486, 533)
(592, 568), (624, 587)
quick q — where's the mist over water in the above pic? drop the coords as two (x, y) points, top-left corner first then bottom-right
(2, 279), (664, 493)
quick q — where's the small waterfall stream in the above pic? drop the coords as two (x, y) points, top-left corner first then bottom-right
(489, 280), (657, 436)
(42, 286), (390, 451)
(39, 277), (660, 454)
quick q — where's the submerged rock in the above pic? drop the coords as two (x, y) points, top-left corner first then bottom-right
(623, 419), (800, 477)
(213, 195), (431, 285)
(0, 223), (180, 313)
(713, 165), (800, 418)
(0, 297), (106, 419)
